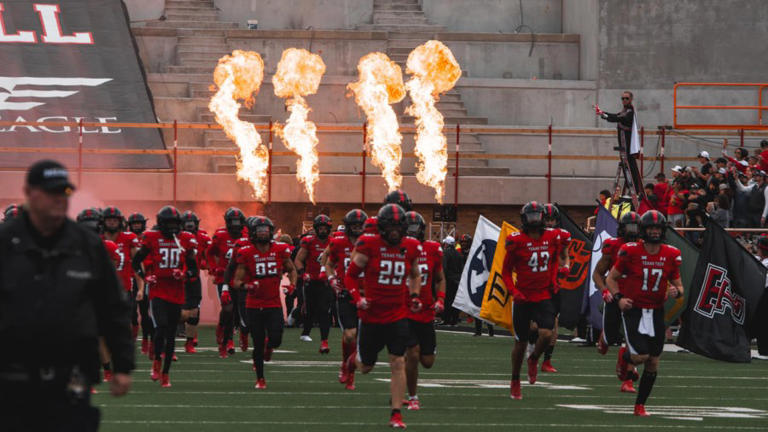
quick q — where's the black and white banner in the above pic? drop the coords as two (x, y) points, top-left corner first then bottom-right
(0, 0), (166, 168)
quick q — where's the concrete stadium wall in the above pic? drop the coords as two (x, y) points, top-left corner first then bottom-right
(420, 0), (562, 34)
(562, 0), (597, 81)
(124, 0), (164, 21)
(213, 0), (373, 30)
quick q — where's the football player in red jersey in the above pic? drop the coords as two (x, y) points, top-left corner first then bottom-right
(127, 212), (154, 355)
(532, 204), (571, 374)
(606, 210), (683, 417)
(222, 218), (255, 353)
(132, 206), (198, 388)
(403, 211), (445, 410)
(294, 214), (333, 352)
(233, 216), (297, 389)
(207, 207), (246, 358)
(592, 211), (641, 393)
(77, 208), (121, 384)
(181, 211), (212, 353)
(102, 206), (142, 341)
(503, 201), (568, 400)
(322, 209), (368, 390)
(344, 204), (423, 428)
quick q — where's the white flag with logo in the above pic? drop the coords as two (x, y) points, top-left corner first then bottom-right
(452, 215), (500, 318)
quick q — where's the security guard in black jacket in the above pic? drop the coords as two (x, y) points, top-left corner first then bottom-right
(0, 160), (134, 432)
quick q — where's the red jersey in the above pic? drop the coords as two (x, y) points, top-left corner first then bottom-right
(354, 235), (422, 324)
(236, 241), (292, 309)
(613, 241), (682, 309)
(299, 235), (330, 280)
(408, 240), (444, 323)
(191, 229), (212, 270)
(207, 228), (245, 284)
(327, 235), (357, 289)
(363, 216), (378, 234)
(103, 239), (120, 266)
(141, 230), (198, 305)
(332, 231), (346, 239)
(502, 229), (564, 303)
(601, 237), (628, 267)
(103, 231), (139, 292)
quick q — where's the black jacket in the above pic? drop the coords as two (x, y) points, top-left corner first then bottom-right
(0, 212), (134, 381)
(442, 244), (464, 286)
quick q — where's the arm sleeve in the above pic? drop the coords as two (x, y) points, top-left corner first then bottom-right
(90, 238), (134, 374)
(131, 245), (150, 275)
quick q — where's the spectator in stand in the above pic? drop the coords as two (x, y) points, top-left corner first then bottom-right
(759, 140), (768, 172)
(728, 168), (752, 228)
(684, 198), (706, 246)
(689, 151), (713, 187)
(748, 154), (760, 171)
(723, 147), (750, 173)
(732, 169), (768, 227)
(653, 173), (670, 215)
(667, 180), (687, 228)
(707, 194), (731, 227)
(644, 183), (658, 209)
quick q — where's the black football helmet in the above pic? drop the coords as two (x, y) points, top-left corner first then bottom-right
(157, 206), (182, 238)
(618, 211), (641, 241)
(405, 211), (426, 241)
(521, 201), (545, 231)
(182, 210), (200, 233)
(343, 209), (368, 239)
(377, 204), (407, 245)
(542, 204), (560, 228)
(313, 214), (332, 240)
(639, 210), (667, 244)
(3, 204), (20, 222)
(102, 206), (123, 233)
(224, 207), (245, 238)
(248, 216), (274, 244)
(77, 207), (103, 233)
(384, 189), (412, 212)
(127, 212), (148, 235)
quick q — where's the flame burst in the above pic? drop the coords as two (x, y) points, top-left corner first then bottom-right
(348, 52), (406, 191)
(272, 48), (326, 204)
(208, 50), (269, 201)
(405, 40), (461, 203)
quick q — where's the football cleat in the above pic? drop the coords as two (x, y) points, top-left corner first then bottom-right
(161, 373), (171, 388)
(597, 331), (609, 355)
(103, 369), (113, 383)
(620, 379), (637, 393)
(406, 397), (420, 411)
(527, 357), (538, 384)
(255, 378), (267, 390)
(240, 332), (249, 352)
(319, 340), (330, 354)
(141, 338), (150, 355)
(510, 380), (522, 400)
(300, 335), (312, 342)
(150, 360), (161, 381)
(185, 339), (196, 354)
(541, 359), (557, 373)
(616, 347), (630, 381)
(389, 411), (406, 428)
(345, 370), (356, 391)
(172, 353), (178, 362)
(227, 340), (235, 355)
(634, 404), (649, 417)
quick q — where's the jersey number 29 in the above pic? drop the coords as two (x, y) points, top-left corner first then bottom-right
(378, 260), (406, 285)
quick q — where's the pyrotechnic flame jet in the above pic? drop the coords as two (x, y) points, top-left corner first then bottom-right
(272, 48), (326, 204)
(347, 52), (406, 192)
(405, 40), (461, 203)
(208, 50), (269, 201)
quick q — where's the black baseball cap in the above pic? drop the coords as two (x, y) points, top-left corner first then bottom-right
(26, 160), (75, 193)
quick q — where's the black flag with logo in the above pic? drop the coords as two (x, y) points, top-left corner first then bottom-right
(555, 205), (594, 329)
(677, 219), (767, 362)
(0, 0), (166, 168)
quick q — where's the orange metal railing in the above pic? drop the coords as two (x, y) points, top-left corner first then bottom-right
(674, 82), (768, 130)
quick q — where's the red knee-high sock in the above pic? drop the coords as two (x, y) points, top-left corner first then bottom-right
(345, 351), (357, 373)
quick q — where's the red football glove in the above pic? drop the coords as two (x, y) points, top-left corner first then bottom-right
(602, 289), (614, 303)
(282, 284), (295, 295)
(302, 272), (311, 283)
(356, 297), (370, 310)
(220, 287), (232, 305)
(558, 265), (570, 276)
(410, 297), (423, 313)
(433, 298), (445, 314)
(144, 274), (157, 285)
(328, 276), (342, 294)
(172, 268), (184, 280)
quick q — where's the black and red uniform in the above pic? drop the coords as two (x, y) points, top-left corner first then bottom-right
(601, 236), (629, 345)
(348, 234), (422, 365)
(406, 240), (443, 355)
(299, 234), (332, 340)
(183, 229), (211, 311)
(502, 229), (565, 341)
(207, 227), (246, 348)
(327, 234), (359, 330)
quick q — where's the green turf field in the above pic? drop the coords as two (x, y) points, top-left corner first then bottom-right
(95, 326), (768, 431)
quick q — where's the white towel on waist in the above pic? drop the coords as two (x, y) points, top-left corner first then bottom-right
(638, 308), (655, 337)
